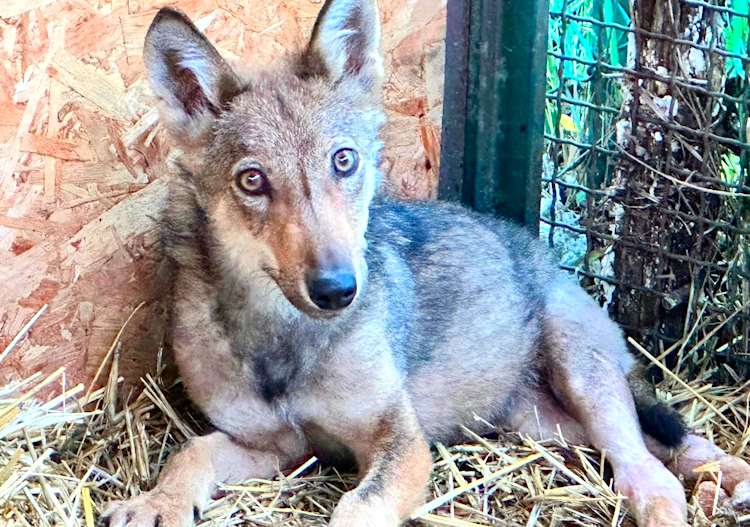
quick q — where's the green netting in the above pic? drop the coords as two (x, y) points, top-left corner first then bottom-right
(544, 0), (750, 378)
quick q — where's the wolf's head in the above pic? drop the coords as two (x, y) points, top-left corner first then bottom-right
(144, 0), (385, 318)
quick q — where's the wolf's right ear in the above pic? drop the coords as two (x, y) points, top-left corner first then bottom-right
(143, 8), (241, 143)
(301, 0), (383, 92)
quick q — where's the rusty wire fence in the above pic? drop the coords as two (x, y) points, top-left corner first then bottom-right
(544, 0), (750, 379)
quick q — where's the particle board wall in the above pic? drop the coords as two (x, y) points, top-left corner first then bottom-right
(0, 0), (446, 388)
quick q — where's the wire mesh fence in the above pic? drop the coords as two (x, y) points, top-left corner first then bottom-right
(544, 0), (750, 379)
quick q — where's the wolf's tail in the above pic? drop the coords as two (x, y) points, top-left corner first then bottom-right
(628, 364), (686, 448)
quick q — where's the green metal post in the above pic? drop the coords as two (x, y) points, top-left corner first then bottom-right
(439, 0), (549, 232)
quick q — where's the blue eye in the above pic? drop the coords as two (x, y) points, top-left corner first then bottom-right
(332, 148), (359, 177)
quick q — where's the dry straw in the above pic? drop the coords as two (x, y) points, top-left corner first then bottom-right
(1, 310), (749, 526)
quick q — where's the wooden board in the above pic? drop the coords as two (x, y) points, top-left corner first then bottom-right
(0, 0), (446, 388)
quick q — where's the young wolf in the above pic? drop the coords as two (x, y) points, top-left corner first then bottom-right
(103, 1), (750, 525)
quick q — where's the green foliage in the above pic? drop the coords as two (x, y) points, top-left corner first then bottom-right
(546, 1), (750, 191)
(600, 0), (629, 68)
(545, 0), (630, 190)
(721, 151), (742, 187)
(725, 0), (750, 80)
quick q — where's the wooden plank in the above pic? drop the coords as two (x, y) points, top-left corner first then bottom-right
(48, 51), (131, 122)
(437, 0), (469, 202)
(0, 0), (447, 389)
(1, 0), (59, 18)
(20, 134), (92, 162)
(439, 0), (548, 230)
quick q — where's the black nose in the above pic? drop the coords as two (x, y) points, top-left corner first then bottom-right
(307, 269), (357, 311)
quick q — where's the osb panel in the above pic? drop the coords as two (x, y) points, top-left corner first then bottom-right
(0, 0), (446, 387)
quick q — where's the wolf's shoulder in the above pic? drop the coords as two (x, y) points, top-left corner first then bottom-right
(366, 197), (560, 291)
(368, 198), (543, 253)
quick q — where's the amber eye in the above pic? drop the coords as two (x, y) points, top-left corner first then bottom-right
(235, 168), (268, 195)
(332, 148), (359, 177)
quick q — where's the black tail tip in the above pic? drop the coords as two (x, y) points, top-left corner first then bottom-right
(636, 402), (687, 448)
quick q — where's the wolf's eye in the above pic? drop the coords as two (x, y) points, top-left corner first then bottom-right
(332, 148), (359, 177)
(236, 168), (268, 195)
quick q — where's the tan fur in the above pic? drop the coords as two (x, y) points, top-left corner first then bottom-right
(328, 401), (433, 525)
(103, 432), (306, 525)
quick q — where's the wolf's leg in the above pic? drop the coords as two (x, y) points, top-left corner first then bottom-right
(511, 381), (750, 516)
(101, 430), (306, 527)
(506, 386), (588, 443)
(542, 286), (687, 527)
(510, 382), (686, 526)
(327, 397), (433, 527)
(546, 355), (688, 527)
(511, 385), (750, 516)
(646, 434), (750, 509)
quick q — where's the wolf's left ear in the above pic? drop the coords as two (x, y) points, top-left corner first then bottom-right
(301, 0), (383, 91)
(143, 8), (241, 143)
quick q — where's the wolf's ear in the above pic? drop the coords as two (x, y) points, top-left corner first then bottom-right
(301, 0), (383, 91)
(143, 8), (241, 142)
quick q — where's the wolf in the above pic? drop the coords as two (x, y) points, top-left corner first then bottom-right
(101, 1), (750, 526)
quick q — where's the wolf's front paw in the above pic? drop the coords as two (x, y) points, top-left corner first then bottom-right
(99, 489), (199, 527)
(329, 491), (400, 527)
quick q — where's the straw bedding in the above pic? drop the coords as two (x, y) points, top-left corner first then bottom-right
(1, 314), (749, 527)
